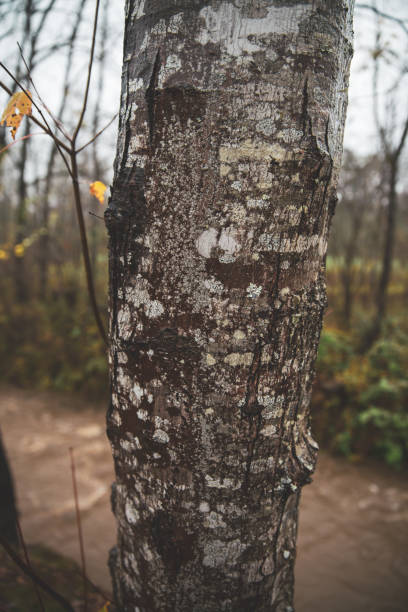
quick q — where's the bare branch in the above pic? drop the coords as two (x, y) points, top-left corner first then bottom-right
(0, 79), (71, 156)
(0, 534), (75, 612)
(17, 42), (72, 142)
(72, 0), (101, 143)
(356, 3), (408, 36)
(0, 131), (46, 155)
(0, 65), (73, 176)
(76, 113), (118, 154)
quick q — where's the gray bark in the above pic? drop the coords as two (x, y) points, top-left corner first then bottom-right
(106, 1), (354, 610)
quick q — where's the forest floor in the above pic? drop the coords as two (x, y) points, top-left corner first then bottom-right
(1, 386), (407, 612)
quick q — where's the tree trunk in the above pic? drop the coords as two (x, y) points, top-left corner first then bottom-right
(106, 1), (354, 610)
(0, 430), (18, 544)
(376, 156), (398, 328)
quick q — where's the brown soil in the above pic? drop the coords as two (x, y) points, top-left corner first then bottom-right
(1, 387), (407, 611)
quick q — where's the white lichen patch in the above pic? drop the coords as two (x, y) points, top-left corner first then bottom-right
(246, 283), (262, 299)
(197, 3), (312, 57)
(145, 299), (164, 319)
(137, 409), (148, 421)
(158, 54), (182, 87)
(256, 117), (274, 136)
(153, 429), (169, 444)
(117, 305), (132, 339)
(117, 368), (132, 394)
(125, 498), (140, 525)
(128, 78), (144, 93)
(247, 198), (268, 209)
(125, 277), (165, 319)
(154, 415), (170, 430)
(196, 228), (218, 258)
(260, 424), (277, 437)
(196, 226), (240, 260)
(204, 276), (224, 295)
(231, 180), (242, 191)
(205, 475), (240, 489)
(110, 410), (122, 426)
(218, 227), (240, 255)
(132, 383), (144, 402)
(202, 538), (247, 568)
(206, 353), (216, 366)
(219, 253), (236, 263)
(224, 352), (253, 367)
(219, 140), (290, 164)
(199, 501), (210, 513)
(256, 233), (321, 253)
(167, 12), (184, 33)
(204, 511), (227, 529)
(233, 329), (246, 341)
(258, 233), (281, 251)
(258, 394), (284, 420)
(278, 128), (304, 143)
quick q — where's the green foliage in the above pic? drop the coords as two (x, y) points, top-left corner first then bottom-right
(0, 544), (111, 611)
(312, 320), (408, 468)
(0, 262), (108, 398)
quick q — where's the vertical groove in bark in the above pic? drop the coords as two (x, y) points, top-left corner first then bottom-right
(106, 1), (354, 610)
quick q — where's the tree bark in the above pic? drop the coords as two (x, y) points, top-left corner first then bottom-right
(106, 1), (354, 610)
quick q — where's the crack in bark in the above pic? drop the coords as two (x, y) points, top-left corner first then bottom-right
(301, 75), (312, 138)
(146, 49), (161, 147)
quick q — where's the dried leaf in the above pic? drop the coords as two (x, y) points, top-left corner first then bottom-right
(1, 91), (32, 140)
(89, 180), (107, 204)
(97, 603), (110, 612)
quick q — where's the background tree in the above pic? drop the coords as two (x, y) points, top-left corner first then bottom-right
(106, 1), (354, 610)
(358, 2), (408, 344)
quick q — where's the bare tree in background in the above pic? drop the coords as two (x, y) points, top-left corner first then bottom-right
(38, 0), (88, 297)
(332, 151), (381, 326)
(106, 1), (354, 609)
(366, 6), (408, 344)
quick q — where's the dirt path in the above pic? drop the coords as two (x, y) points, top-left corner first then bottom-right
(1, 387), (407, 611)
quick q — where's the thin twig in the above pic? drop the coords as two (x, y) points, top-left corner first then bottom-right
(89, 211), (104, 220)
(69, 447), (88, 612)
(0, 534), (74, 612)
(17, 42), (72, 141)
(70, 153), (107, 344)
(15, 517), (46, 612)
(0, 131), (46, 155)
(72, 0), (100, 143)
(0, 80), (70, 154)
(0, 68), (72, 175)
(76, 112), (118, 154)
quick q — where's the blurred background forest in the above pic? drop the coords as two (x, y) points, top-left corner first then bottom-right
(0, 0), (407, 472)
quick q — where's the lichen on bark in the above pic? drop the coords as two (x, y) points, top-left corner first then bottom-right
(106, 1), (354, 610)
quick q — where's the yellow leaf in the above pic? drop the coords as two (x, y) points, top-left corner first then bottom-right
(90, 181), (107, 204)
(14, 243), (25, 257)
(1, 91), (32, 140)
(0, 249), (9, 260)
(97, 603), (110, 612)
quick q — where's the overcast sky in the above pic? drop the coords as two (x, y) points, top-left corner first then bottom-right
(2, 1), (408, 178)
(344, 0), (408, 156)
